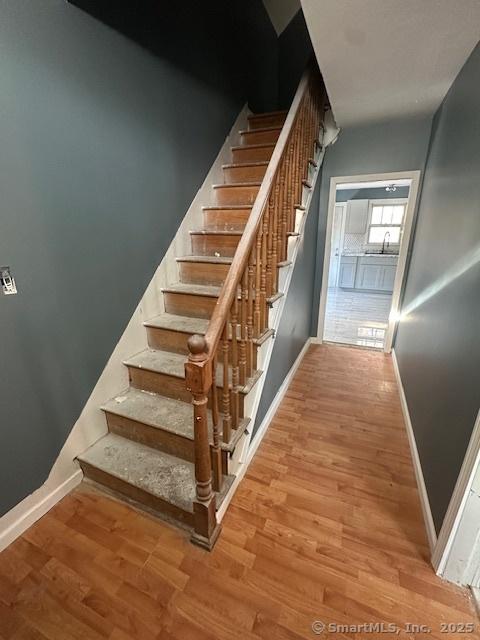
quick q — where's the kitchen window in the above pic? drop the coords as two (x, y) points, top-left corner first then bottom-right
(367, 202), (406, 246)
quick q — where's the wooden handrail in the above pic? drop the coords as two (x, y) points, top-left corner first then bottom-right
(185, 65), (326, 549)
(203, 69), (311, 357)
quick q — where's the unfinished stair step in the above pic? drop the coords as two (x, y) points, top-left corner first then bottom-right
(202, 205), (252, 228)
(212, 182), (261, 206)
(78, 433), (196, 525)
(144, 312), (209, 351)
(177, 256), (232, 286)
(124, 347), (262, 406)
(162, 282), (220, 318)
(222, 161), (268, 184)
(248, 110), (287, 130)
(231, 143), (275, 164)
(190, 228), (243, 257)
(162, 282), (282, 319)
(102, 388), (249, 460)
(240, 126), (282, 146)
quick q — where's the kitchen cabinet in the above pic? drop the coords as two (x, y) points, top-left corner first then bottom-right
(345, 199), (369, 234)
(339, 255), (398, 292)
(338, 257), (357, 288)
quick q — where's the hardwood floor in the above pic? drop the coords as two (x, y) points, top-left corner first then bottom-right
(0, 344), (478, 639)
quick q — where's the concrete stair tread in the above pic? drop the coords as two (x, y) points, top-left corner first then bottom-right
(176, 255), (233, 265)
(124, 349), (188, 378)
(202, 205), (253, 211)
(124, 348), (262, 394)
(162, 282), (221, 297)
(189, 228), (243, 235)
(102, 388), (249, 451)
(78, 433), (196, 514)
(143, 313), (209, 334)
(239, 125), (282, 135)
(213, 181), (261, 189)
(222, 161), (269, 169)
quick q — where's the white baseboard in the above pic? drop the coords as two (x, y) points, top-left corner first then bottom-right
(216, 337), (312, 520)
(0, 469), (83, 552)
(391, 348), (437, 552)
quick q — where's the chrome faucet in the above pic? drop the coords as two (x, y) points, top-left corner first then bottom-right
(381, 231), (391, 254)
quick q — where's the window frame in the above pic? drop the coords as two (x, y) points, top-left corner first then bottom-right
(366, 198), (408, 248)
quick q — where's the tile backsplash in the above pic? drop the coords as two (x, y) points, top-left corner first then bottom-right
(343, 233), (365, 254)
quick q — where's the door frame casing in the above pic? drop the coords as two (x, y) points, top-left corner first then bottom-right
(315, 170), (421, 353)
(328, 202), (347, 287)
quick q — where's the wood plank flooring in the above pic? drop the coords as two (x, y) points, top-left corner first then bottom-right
(0, 344), (478, 639)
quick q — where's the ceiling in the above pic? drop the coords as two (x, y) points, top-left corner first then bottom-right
(301, 0), (480, 127)
(263, 0), (300, 35)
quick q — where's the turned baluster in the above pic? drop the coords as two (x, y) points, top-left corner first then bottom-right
(230, 297), (240, 429)
(254, 225), (262, 336)
(221, 321), (231, 444)
(239, 268), (247, 386)
(266, 195), (275, 298)
(278, 156), (288, 263)
(247, 248), (255, 377)
(210, 352), (222, 492)
(271, 172), (280, 295)
(260, 208), (268, 332)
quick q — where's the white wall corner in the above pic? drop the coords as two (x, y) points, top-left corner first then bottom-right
(262, 0), (301, 36)
(391, 348), (438, 553)
(0, 104), (250, 552)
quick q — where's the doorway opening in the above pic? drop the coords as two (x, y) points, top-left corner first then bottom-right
(317, 171), (420, 352)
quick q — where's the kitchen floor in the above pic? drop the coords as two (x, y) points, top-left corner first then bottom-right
(324, 286), (392, 349)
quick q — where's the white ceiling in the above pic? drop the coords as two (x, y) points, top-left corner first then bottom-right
(263, 0), (300, 35)
(301, 0), (480, 126)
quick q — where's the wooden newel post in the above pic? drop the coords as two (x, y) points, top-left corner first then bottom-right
(185, 334), (221, 550)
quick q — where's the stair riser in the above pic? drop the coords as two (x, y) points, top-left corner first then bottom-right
(203, 208), (250, 228)
(191, 234), (240, 257)
(105, 411), (194, 462)
(79, 461), (194, 527)
(147, 326), (260, 366)
(249, 113), (286, 130)
(223, 164), (267, 184)
(164, 291), (216, 319)
(105, 412), (229, 471)
(127, 366), (245, 416)
(213, 185), (259, 206)
(240, 129), (280, 146)
(232, 145), (275, 163)
(178, 261), (230, 286)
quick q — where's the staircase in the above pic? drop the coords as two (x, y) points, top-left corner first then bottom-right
(78, 68), (326, 549)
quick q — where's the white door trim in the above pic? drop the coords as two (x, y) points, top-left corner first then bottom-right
(316, 170), (421, 353)
(432, 409), (480, 583)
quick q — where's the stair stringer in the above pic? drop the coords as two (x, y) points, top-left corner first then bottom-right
(216, 138), (328, 520)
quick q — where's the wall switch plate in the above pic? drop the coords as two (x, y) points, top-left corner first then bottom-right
(1, 267), (17, 295)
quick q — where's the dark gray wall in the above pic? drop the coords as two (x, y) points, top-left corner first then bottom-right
(395, 43), (480, 531)
(278, 10), (314, 109)
(0, 0), (299, 516)
(336, 186), (409, 202)
(311, 115), (433, 332)
(253, 170), (321, 436)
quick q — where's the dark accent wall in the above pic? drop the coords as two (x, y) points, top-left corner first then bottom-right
(0, 1), (310, 516)
(394, 43), (480, 531)
(311, 115), (433, 332)
(335, 186), (409, 202)
(253, 170), (321, 435)
(278, 10), (314, 109)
